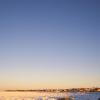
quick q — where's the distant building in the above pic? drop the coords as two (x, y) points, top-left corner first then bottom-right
(97, 88), (100, 92)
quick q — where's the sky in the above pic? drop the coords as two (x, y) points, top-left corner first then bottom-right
(0, 0), (100, 90)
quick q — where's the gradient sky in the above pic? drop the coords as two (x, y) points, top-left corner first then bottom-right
(0, 0), (100, 90)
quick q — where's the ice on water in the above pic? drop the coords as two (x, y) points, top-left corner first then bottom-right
(0, 92), (100, 100)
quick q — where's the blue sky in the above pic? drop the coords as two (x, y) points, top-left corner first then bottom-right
(0, 0), (100, 89)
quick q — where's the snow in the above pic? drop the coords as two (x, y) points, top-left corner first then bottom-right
(0, 92), (100, 100)
(69, 92), (100, 100)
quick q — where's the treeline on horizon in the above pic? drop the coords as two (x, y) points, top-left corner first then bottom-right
(5, 88), (100, 92)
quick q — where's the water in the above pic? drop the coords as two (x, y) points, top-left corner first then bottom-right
(0, 91), (100, 100)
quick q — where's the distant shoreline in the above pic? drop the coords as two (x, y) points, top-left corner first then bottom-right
(0, 90), (100, 93)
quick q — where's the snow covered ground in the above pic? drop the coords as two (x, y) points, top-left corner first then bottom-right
(69, 92), (100, 100)
(0, 91), (100, 100)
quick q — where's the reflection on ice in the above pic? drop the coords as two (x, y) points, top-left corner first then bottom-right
(0, 92), (100, 100)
